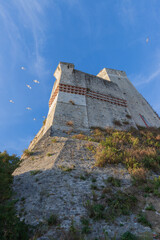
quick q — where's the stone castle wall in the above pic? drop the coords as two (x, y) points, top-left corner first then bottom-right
(28, 62), (160, 150)
(98, 68), (160, 128)
(46, 62), (137, 133)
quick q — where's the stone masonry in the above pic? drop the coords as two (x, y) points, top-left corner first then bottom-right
(29, 62), (160, 150)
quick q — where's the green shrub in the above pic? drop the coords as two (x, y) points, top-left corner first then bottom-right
(145, 203), (155, 211)
(85, 200), (105, 220)
(121, 231), (138, 240)
(80, 175), (86, 180)
(105, 191), (137, 222)
(106, 176), (121, 187)
(0, 151), (30, 240)
(47, 214), (59, 226)
(90, 184), (98, 190)
(80, 217), (90, 234)
(47, 152), (52, 157)
(137, 212), (152, 228)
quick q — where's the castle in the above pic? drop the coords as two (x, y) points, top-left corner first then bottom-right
(29, 62), (160, 149)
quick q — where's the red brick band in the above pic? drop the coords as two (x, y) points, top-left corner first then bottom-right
(49, 83), (127, 108)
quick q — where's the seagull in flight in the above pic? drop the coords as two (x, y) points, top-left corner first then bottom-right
(21, 66), (26, 70)
(146, 37), (149, 43)
(33, 80), (40, 84)
(33, 118), (36, 121)
(9, 100), (14, 103)
(26, 84), (31, 89)
(26, 107), (32, 110)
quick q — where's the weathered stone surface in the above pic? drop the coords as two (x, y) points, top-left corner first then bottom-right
(12, 62), (160, 239)
(12, 132), (159, 239)
(30, 62), (160, 151)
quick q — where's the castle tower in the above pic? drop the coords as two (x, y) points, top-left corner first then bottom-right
(97, 68), (160, 128)
(29, 62), (160, 150)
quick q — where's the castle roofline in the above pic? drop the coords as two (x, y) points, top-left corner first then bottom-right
(59, 62), (75, 68)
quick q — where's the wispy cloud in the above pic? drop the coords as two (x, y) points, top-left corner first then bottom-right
(131, 64), (160, 86)
(0, 1), (49, 77)
(116, 0), (137, 28)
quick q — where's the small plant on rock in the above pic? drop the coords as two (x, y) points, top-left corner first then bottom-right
(85, 200), (105, 220)
(66, 121), (74, 127)
(58, 164), (75, 172)
(145, 203), (156, 211)
(120, 231), (138, 240)
(23, 149), (33, 157)
(106, 176), (121, 187)
(80, 217), (91, 234)
(30, 170), (42, 176)
(137, 212), (152, 228)
(47, 214), (59, 226)
(47, 152), (52, 157)
(69, 100), (75, 105)
(51, 138), (57, 143)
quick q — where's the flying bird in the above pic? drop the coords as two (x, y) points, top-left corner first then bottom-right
(26, 107), (32, 110)
(43, 116), (46, 118)
(26, 84), (31, 89)
(146, 37), (149, 43)
(9, 100), (14, 103)
(21, 66), (26, 70)
(33, 118), (36, 121)
(33, 80), (40, 84)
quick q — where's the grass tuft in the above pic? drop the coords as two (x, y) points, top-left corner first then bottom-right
(23, 149), (33, 157)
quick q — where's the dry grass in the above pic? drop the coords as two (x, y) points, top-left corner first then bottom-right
(156, 134), (160, 140)
(95, 128), (160, 172)
(84, 142), (95, 151)
(129, 168), (148, 184)
(72, 133), (87, 140)
(23, 149), (33, 157)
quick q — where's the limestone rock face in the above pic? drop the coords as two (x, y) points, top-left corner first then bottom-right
(12, 131), (160, 239)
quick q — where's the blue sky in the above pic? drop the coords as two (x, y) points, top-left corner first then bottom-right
(0, 0), (160, 156)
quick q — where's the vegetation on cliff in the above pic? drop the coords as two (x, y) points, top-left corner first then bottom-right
(0, 151), (30, 240)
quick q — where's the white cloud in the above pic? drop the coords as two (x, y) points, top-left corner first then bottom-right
(116, 0), (137, 27)
(131, 65), (160, 86)
(0, 1), (49, 77)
